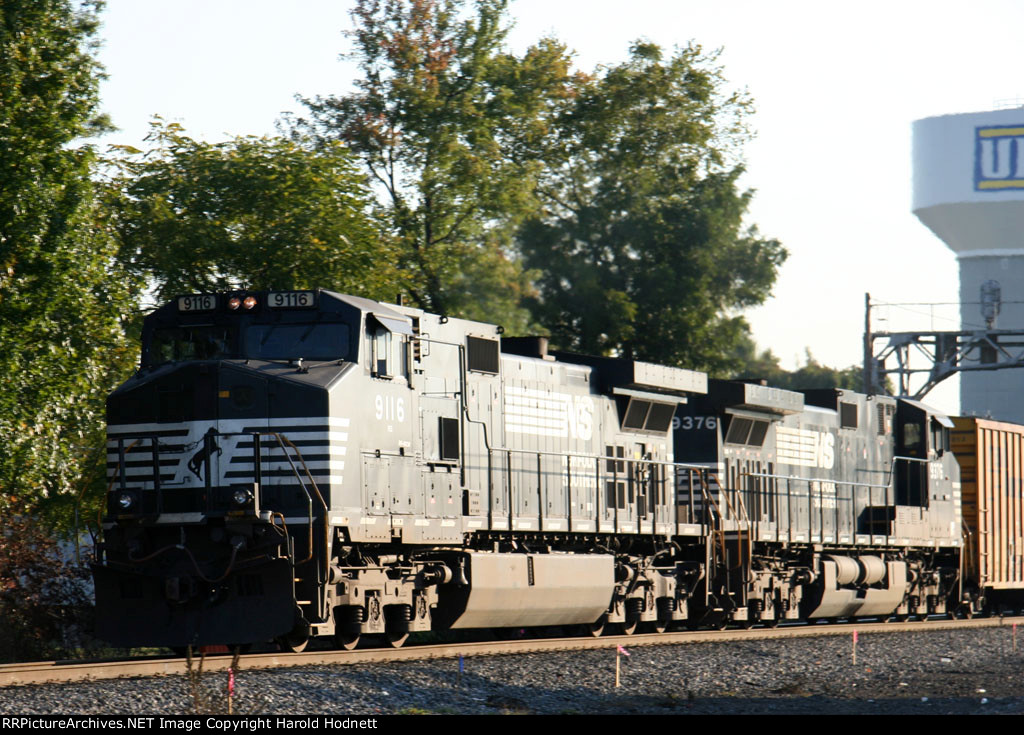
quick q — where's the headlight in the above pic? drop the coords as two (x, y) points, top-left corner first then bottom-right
(232, 488), (252, 506)
(117, 492), (135, 510)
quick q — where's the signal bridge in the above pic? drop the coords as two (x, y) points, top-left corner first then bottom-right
(863, 291), (1024, 402)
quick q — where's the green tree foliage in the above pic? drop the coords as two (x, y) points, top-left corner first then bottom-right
(0, 0), (135, 520)
(519, 42), (786, 372)
(730, 336), (864, 391)
(295, 0), (575, 330)
(109, 122), (397, 305)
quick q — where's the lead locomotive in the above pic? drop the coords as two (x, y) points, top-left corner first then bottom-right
(93, 290), (964, 649)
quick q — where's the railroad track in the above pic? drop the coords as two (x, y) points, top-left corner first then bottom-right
(4, 616), (1022, 688)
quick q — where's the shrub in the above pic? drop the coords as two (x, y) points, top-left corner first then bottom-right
(0, 515), (101, 662)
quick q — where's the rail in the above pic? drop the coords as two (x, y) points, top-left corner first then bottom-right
(5, 615), (1020, 688)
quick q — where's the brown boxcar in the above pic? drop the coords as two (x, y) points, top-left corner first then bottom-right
(951, 417), (1024, 611)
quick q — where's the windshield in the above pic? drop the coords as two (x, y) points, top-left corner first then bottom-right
(148, 321), (352, 365)
(244, 322), (351, 361)
(151, 326), (233, 363)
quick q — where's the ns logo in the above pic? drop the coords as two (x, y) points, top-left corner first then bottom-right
(975, 125), (1024, 191)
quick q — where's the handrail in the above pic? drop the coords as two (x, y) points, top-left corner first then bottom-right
(486, 444), (712, 472)
(726, 453), (944, 547)
(741, 454), (934, 491)
(470, 444), (715, 533)
(106, 429), (327, 566)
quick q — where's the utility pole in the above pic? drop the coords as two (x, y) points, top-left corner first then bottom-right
(863, 293), (872, 395)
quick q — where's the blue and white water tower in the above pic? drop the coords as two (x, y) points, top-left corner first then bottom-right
(914, 108), (1024, 420)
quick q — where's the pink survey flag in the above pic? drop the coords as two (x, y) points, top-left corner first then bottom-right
(617, 645), (630, 656)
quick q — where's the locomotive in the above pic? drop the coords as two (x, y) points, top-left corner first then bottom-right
(674, 382), (962, 625)
(93, 289), (970, 650)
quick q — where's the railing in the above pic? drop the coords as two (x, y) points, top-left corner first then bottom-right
(455, 445), (721, 534)
(737, 455), (938, 544)
(110, 430), (324, 524)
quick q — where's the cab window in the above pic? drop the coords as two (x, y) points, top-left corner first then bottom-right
(150, 326), (233, 364)
(245, 322), (350, 361)
(930, 418), (949, 455)
(902, 422), (922, 455)
(373, 328), (392, 377)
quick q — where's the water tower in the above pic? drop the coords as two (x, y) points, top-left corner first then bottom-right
(913, 108), (1024, 420)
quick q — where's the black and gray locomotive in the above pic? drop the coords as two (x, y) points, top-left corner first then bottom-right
(674, 382), (961, 625)
(93, 290), (963, 649)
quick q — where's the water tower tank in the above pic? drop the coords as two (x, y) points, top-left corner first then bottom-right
(913, 108), (1024, 420)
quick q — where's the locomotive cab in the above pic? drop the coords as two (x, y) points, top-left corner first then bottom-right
(887, 399), (959, 548)
(894, 399), (953, 506)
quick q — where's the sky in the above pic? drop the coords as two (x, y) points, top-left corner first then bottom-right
(94, 0), (1024, 416)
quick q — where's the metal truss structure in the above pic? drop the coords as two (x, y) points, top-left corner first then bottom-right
(862, 290), (1024, 401)
(864, 327), (1024, 400)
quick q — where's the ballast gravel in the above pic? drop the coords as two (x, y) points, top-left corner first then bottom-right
(3, 626), (1024, 715)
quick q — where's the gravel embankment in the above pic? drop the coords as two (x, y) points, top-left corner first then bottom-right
(3, 627), (1024, 715)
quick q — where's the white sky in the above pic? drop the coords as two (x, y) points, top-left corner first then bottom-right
(96, 0), (1024, 416)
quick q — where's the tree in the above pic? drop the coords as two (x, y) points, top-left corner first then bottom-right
(109, 122), (397, 306)
(294, 0), (575, 331)
(519, 42), (787, 372)
(729, 336), (865, 392)
(0, 0), (135, 520)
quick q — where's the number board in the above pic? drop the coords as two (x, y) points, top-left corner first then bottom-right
(177, 294), (217, 312)
(267, 291), (317, 309)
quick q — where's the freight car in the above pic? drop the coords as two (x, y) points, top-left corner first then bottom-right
(951, 417), (1024, 614)
(92, 290), (969, 650)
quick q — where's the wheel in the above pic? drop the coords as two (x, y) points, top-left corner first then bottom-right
(279, 607), (311, 652)
(739, 619), (754, 630)
(334, 604), (365, 650)
(764, 617), (780, 628)
(585, 616), (606, 638)
(382, 605), (412, 648)
(277, 632), (309, 653)
(653, 617), (670, 634)
(334, 632), (361, 650)
(620, 618), (639, 636)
